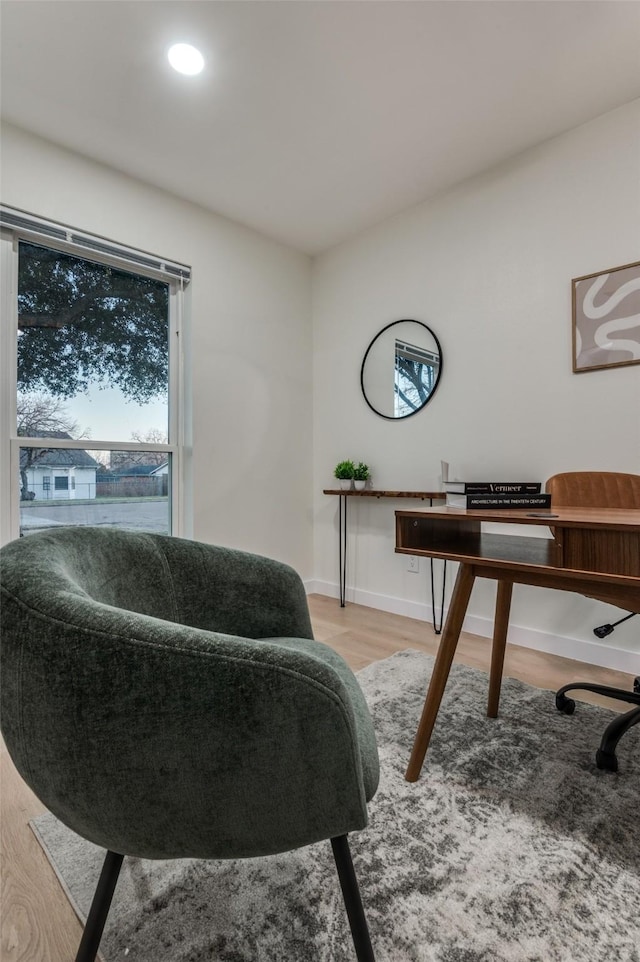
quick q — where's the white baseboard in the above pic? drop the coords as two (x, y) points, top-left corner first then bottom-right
(305, 579), (640, 676)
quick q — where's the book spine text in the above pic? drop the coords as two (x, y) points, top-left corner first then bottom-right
(466, 493), (551, 509)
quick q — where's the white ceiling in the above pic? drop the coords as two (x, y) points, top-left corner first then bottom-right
(1, 1), (640, 254)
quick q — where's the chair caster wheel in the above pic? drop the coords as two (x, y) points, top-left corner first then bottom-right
(633, 677), (640, 695)
(556, 693), (575, 715)
(596, 749), (618, 772)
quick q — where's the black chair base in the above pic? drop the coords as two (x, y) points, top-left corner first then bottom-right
(76, 836), (375, 962)
(556, 679), (640, 772)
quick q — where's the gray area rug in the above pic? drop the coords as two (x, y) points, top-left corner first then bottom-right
(32, 650), (639, 962)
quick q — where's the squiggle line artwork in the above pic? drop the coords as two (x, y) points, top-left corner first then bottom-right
(573, 262), (640, 372)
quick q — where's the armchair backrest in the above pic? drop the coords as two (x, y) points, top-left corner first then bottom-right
(0, 526), (313, 638)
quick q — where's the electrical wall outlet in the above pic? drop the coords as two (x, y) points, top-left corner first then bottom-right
(407, 555), (420, 573)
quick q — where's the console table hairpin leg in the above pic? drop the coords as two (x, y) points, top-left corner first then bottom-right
(430, 555), (447, 635)
(339, 493), (348, 608)
(336, 493), (447, 634)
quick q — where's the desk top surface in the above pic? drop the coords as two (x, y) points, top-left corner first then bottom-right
(395, 504), (640, 530)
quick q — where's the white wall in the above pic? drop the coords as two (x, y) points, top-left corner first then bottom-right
(1, 123), (313, 576)
(312, 100), (640, 672)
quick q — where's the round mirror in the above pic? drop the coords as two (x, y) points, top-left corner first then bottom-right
(360, 319), (442, 420)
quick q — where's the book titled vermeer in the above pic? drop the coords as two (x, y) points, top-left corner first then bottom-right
(444, 481), (542, 494)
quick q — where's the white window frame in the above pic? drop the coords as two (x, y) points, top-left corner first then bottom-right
(0, 209), (189, 545)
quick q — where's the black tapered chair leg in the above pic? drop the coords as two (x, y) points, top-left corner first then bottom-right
(75, 850), (124, 962)
(331, 835), (375, 962)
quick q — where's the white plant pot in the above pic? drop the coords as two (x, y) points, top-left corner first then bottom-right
(338, 479), (353, 490)
(354, 480), (367, 491)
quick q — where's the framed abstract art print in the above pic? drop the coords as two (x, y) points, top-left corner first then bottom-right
(572, 260), (640, 373)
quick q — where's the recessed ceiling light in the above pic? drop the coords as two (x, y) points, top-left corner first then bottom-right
(168, 43), (204, 76)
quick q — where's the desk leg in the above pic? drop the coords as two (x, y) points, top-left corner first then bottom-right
(405, 563), (476, 782)
(487, 580), (513, 718)
(338, 495), (347, 607)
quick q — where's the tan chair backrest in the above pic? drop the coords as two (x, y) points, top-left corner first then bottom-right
(545, 472), (640, 509)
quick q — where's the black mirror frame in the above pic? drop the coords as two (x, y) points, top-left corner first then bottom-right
(360, 319), (443, 420)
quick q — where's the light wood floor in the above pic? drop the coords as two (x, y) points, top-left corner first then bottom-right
(1, 594), (636, 962)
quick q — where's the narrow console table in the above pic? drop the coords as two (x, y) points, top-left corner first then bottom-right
(395, 504), (640, 781)
(323, 489), (446, 631)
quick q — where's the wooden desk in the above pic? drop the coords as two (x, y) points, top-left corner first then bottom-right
(395, 505), (640, 781)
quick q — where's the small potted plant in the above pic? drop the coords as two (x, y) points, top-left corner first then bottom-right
(334, 460), (355, 490)
(353, 462), (370, 491)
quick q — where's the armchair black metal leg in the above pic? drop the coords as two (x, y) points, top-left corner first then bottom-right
(596, 705), (640, 772)
(75, 850), (124, 962)
(331, 835), (375, 962)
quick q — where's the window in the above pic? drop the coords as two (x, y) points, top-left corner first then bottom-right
(1, 207), (190, 542)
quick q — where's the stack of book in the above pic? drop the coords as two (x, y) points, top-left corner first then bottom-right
(444, 481), (551, 509)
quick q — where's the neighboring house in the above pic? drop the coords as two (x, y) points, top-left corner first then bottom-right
(19, 432), (99, 501)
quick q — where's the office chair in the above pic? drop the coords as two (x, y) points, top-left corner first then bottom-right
(0, 527), (379, 962)
(545, 472), (640, 771)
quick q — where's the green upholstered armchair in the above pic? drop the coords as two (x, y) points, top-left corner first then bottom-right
(0, 527), (379, 962)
